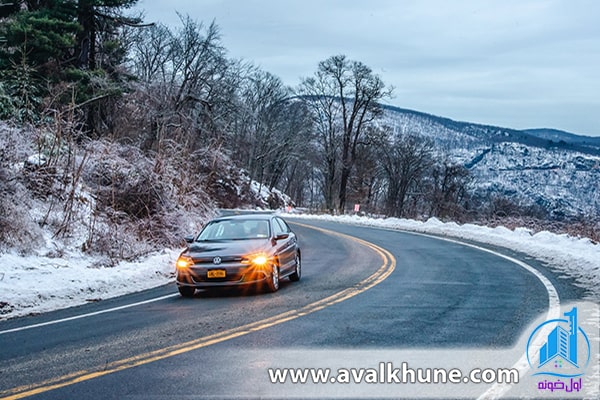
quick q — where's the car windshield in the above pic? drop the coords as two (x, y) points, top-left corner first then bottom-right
(197, 219), (271, 241)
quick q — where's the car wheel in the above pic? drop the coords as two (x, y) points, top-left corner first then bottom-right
(178, 286), (195, 297)
(266, 263), (279, 292)
(289, 253), (301, 282)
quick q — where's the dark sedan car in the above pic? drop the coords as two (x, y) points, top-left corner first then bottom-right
(175, 214), (301, 297)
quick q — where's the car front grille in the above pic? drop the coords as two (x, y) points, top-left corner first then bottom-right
(192, 256), (243, 265)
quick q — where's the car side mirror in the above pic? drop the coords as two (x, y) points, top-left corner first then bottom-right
(184, 235), (195, 243)
(274, 233), (289, 241)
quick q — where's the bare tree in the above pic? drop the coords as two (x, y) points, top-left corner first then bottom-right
(378, 133), (434, 217)
(125, 16), (237, 151)
(262, 100), (313, 191)
(228, 68), (313, 197)
(129, 23), (174, 83)
(235, 69), (289, 180)
(427, 161), (471, 220)
(297, 71), (343, 212)
(345, 126), (385, 214)
(298, 55), (391, 213)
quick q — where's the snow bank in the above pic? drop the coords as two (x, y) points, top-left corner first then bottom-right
(0, 249), (178, 320)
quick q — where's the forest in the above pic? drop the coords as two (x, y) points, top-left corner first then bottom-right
(1, 1), (593, 259)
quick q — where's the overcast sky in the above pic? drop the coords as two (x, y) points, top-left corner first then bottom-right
(134, 0), (600, 136)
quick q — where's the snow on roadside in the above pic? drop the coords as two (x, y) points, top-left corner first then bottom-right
(0, 249), (178, 321)
(1, 213), (599, 322)
(287, 214), (600, 301)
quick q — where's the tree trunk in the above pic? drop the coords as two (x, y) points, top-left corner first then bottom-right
(76, 0), (95, 69)
(338, 163), (350, 212)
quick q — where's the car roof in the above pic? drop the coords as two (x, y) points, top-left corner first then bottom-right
(212, 213), (275, 222)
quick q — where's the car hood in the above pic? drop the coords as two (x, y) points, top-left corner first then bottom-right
(184, 239), (273, 259)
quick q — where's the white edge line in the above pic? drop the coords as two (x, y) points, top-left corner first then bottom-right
(0, 293), (178, 335)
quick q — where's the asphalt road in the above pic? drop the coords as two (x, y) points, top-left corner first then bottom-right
(0, 219), (578, 399)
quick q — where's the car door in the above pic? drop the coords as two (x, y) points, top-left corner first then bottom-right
(272, 217), (296, 273)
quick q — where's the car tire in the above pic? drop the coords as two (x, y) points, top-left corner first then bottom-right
(266, 263), (279, 292)
(178, 286), (195, 297)
(289, 253), (301, 282)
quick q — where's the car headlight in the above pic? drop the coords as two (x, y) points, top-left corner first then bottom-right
(176, 256), (192, 269)
(252, 255), (268, 265)
(242, 254), (270, 266)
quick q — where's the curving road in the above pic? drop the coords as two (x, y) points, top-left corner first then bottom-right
(0, 219), (574, 399)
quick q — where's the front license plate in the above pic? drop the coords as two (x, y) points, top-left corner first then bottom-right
(207, 269), (226, 278)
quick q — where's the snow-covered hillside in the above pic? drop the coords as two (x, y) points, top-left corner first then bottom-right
(381, 106), (600, 218)
(0, 122), (293, 319)
(468, 143), (600, 218)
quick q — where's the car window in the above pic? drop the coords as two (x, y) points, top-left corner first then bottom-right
(272, 218), (286, 236)
(273, 218), (290, 235)
(248, 220), (270, 238)
(197, 219), (271, 241)
(276, 218), (291, 233)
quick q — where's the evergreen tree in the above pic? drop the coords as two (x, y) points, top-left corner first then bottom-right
(0, 0), (143, 126)
(73, 0), (141, 71)
(0, 0), (78, 73)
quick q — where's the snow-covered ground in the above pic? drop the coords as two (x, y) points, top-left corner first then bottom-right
(0, 247), (179, 320)
(1, 214), (599, 321)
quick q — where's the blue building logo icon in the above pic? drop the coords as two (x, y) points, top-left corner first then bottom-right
(527, 307), (591, 378)
(539, 308), (578, 368)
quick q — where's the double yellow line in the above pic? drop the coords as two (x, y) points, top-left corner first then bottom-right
(1, 223), (396, 399)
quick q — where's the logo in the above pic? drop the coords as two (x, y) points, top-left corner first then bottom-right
(213, 256), (222, 265)
(526, 307), (591, 393)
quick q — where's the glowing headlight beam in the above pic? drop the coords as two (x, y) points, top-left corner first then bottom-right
(252, 255), (268, 266)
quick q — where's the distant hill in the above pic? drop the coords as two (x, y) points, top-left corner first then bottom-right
(380, 104), (600, 156)
(379, 104), (600, 219)
(524, 128), (600, 150)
